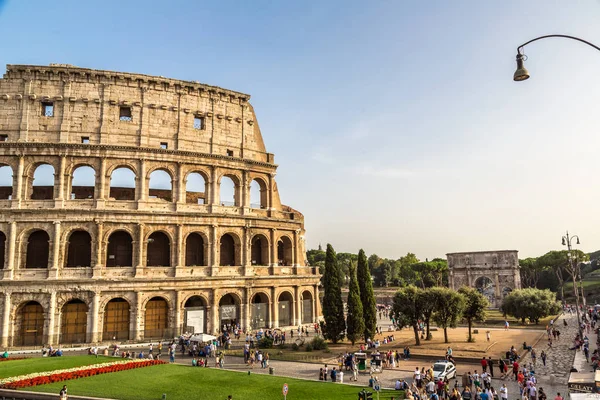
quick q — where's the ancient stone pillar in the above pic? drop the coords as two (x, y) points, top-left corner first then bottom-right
(135, 224), (145, 277)
(48, 221), (61, 278)
(5, 221), (17, 279)
(133, 292), (142, 341)
(93, 222), (104, 278)
(47, 291), (57, 345)
(270, 228), (277, 268)
(272, 287), (279, 328)
(13, 155), (24, 206)
(90, 291), (100, 343)
(314, 284), (320, 323)
(174, 291), (182, 337)
(295, 286), (301, 326)
(137, 159), (146, 205)
(1, 292), (11, 347)
(211, 290), (219, 334)
(243, 289), (250, 331)
(56, 155), (66, 203)
(210, 225), (218, 276)
(176, 224), (184, 273)
(96, 158), (106, 206)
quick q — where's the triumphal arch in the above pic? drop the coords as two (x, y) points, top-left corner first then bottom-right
(0, 64), (320, 347)
(447, 250), (521, 308)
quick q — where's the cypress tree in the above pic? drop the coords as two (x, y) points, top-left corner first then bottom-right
(357, 249), (377, 340)
(346, 262), (365, 345)
(322, 244), (346, 343)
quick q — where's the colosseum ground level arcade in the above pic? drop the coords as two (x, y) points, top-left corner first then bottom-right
(0, 283), (319, 348)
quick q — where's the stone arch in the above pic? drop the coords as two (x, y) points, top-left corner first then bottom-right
(60, 299), (88, 344)
(277, 291), (294, 327)
(0, 164), (13, 200)
(250, 233), (269, 266)
(185, 232), (206, 266)
(277, 235), (294, 266)
(218, 173), (241, 206)
(250, 291), (270, 329)
(219, 232), (240, 266)
(183, 295), (208, 334)
(109, 166), (136, 201)
(144, 296), (170, 339)
(30, 163), (55, 200)
(301, 290), (314, 324)
(474, 276), (495, 305)
(249, 177), (268, 209)
(106, 230), (133, 267)
(70, 165), (96, 199)
(15, 300), (45, 346)
(25, 230), (50, 268)
(218, 293), (241, 332)
(148, 168), (173, 202)
(146, 231), (171, 267)
(66, 230), (92, 268)
(185, 171), (209, 205)
(102, 297), (130, 341)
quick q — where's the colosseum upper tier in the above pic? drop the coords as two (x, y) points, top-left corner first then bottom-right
(0, 64), (320, 348)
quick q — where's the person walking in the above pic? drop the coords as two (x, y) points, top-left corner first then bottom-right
(481, 357), (488, 373)
(488, 357), (494, 378)
(59, 385), (68, 400)
(541, 350), (547, 366)
(499, 384), (508, 400)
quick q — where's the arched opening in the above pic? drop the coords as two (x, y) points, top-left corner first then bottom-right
(301, 290), (313, 324)
(475, 276), (496, 305)
(31, 164), (55, 200)
(184, 296), (207, 334)
(277, 236), (293, 266)
(149, 169), (172, 202)
(219, 294), (239, 333)
(219, 175), (237, 206)
(0, 165), (13, 199)
(251, 235), (268, 266)
(250, 179), (267, 209)
(17, 301), (44, 346)
(147, 231), (171, 267)
(102, 298), (130, 341)
(144, 297), (169, 339)
(109, 167), (136, 201)
(219, 233), (236, 266)
(186, 172), (207, 205)
(0, 231), (5, 269)
(278, 292), (294, 327)
(60, 299), (88, 344)
(502, 287), (513, 299)
(71, 166), (95, 199)
(106, 231), (133, 267)
(66, 230), (92, 267)
(26, 230), (50, 268)
(250, 293), (269, 329)
(185, 233), (205, 266)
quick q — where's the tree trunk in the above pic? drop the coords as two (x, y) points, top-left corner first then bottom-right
(467, 319), (473, 342)
(444, 327), (448, 343)
(413, 324), (421, 346)
(426, 318), (431, 340)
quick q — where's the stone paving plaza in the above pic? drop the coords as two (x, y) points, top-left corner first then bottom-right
(172, 313), (585, 398)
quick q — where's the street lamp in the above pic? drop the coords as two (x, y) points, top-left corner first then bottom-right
(562, 231), (583, 338)
(513, 34), (600, 81)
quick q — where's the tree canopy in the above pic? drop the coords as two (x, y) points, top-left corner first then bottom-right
(322, 244), (345, 343)
(458, 286), (488, 342)
(345, 262), (364, 345)
(501, 288), (561, 324)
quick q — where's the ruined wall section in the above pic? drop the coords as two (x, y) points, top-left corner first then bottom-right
(0, 65), (270, 163)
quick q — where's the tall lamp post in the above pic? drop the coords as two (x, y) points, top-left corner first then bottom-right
(562, 231), (583, 338)
(513, 34), (600, 81)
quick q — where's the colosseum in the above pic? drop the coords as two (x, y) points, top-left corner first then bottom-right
(0, 64), (320, 348)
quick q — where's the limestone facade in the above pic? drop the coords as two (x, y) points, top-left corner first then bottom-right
(447, 250), (521, 308)
(0, 64), (320, 348)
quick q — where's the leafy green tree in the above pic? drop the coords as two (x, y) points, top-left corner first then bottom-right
(458, 286), (488, 342)
(419, 289), (437, 340)
(337, 252), (358, 287)
(357, 249), (377, 341)
(519, 257), (543, 288)
(391, 285), (424, 345)
(306, 249), (326, 266)
(368, 254), (383, 274)
(322, 244), (345, 343)
(346, 262), (365, 345)
(431, 287), (465, 343)
(501, 288), (561, 324)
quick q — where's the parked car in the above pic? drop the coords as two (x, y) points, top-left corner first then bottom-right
(432, 360), (456, 381)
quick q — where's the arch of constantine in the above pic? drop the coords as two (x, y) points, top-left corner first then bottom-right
(447, 250), (521, 308)
(0, 64), (320, 347)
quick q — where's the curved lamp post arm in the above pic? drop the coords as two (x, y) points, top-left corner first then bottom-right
(514, 34), (600, 81)
(518, 34), (600, 54)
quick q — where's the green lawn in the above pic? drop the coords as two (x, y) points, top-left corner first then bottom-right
(564, 278), (600, 291)
(0, 356), (115, 379)
(29, 363), (401, 400)
(470, 309), (558, 328)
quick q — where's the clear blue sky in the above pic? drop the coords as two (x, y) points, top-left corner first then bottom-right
(1, 0), (599, 260)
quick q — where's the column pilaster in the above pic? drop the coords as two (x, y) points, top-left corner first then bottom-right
(135, 223), (145, 277)
(1, 292), (11, 347)
(93, 221), (104, 278)
(48, 221), (61, 279)
(90, 291), (100, 343)
(175, 224), (184, 276)
(137, 159), (147, 209)
(47, 291), (57, 345)
(95, 158), (106, 209)
(270, 228), (277, 269)
(4, 221), (17, 279)
(244, 289), (250, 332)
(55, 155), (66, 208)
(174, 291), (182, 337)
(211, 289), (219, 334)
(210, 225), (218, 276)
(272, 287), (279, 328)
(12, 155), (24, 208)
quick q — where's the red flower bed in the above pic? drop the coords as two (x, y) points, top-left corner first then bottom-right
(0, 357), (28, 362)
(1, 360), (166, 389)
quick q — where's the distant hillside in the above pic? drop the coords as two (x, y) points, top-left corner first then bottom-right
(589, 250), (600, 261)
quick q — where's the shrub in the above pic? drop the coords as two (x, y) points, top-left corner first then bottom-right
(310, 336), (328, 351)
(258, 337), (273, 349)
(291, 343), (299, 351)
(279, 343), (288, 350)
(305, 343), (313, 352)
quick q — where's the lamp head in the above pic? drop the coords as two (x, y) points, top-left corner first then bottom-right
(513, 53), (530, 81)
(562, 237), (566, 246)
(576, 237), (580, 245)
